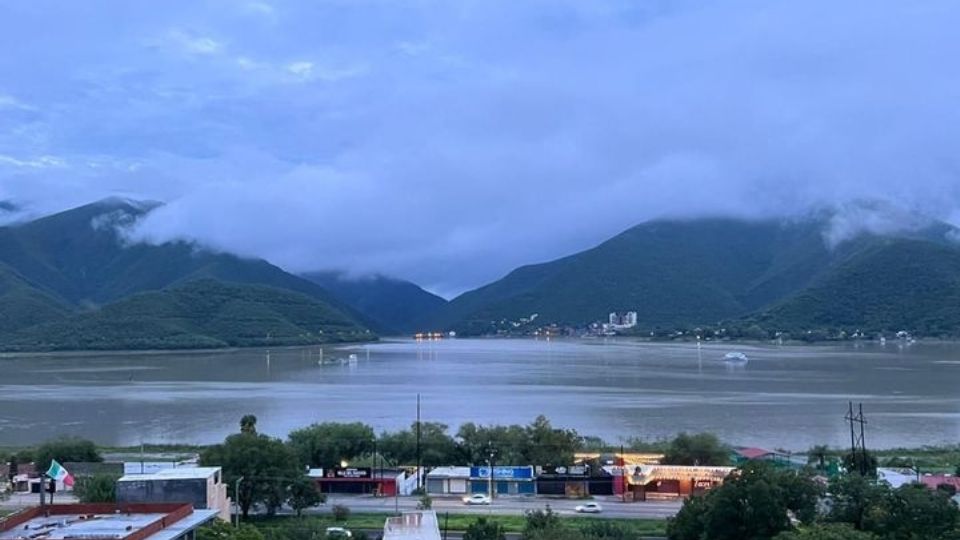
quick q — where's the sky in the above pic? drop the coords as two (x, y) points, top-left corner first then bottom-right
(2, 1), (960, 297)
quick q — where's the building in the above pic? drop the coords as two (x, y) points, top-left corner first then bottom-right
(309, 467), (417, 497)
(425, 467), (471, 496)
(117, 467), (230, 520)
(624, 464), (734, 501)
(733, 447), (792, 466)
(469, 466), (535, 495)
(383, 511), (441, 540)
(535, 465), (615, 497)
(0, 503), (217, 540)
(919, 474), (960, 492)
(877, 468), (917, 489)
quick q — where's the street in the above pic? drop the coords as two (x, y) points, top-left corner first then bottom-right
(316, 494), (682, 520)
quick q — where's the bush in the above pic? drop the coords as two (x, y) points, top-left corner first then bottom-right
(417, 492), (432, 510)
(464, 517), (506, 540)
(331, 504), (350, 521)
(73, 474), (119, 503)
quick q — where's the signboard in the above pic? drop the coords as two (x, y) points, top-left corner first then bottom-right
(540, 465), (587, 476)
(470, 466), (533, 479)
(326, 467), (372, 479)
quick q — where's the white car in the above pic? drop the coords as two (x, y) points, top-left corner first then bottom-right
(574, 502), (603, 514)
(325, 527), (352, 538)
(462, 493), (492, 505)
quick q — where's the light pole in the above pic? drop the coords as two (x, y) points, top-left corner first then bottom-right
(234, 476), (244, 528)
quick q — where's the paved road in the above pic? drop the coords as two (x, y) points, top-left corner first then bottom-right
(318, 494), (681, 520)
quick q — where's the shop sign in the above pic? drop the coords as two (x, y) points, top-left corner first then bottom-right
(328, 467), (372, 479)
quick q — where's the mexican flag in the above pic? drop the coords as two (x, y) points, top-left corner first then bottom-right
(45, 460), (75, 487)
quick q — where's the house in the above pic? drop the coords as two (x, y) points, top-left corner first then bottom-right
(0, 503), (217, 540)
(116, 467), (230, 520)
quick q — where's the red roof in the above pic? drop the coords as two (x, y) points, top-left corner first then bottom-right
(736, 447), (775, 460)
(920, 475), (960, 490)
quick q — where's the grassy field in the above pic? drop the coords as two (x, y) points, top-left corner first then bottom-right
(250, 513), (667, 536)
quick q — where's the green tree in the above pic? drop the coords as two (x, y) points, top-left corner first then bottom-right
(524, 415), (581, 466)
(73, 474), (118, 503)
(197, 521), (264, 540)
(871, 483), (959, 540)
(35, 437), (102, 473)
(774, 524), (878, 540)
(201, 420), (302, 518)
(667, 462), (821, 540)
(240, 415), (258, 435)
(808, 445), (831, 471)
(825, 474), (888, 531)
(522, 506), (562, 540)
(463, 517), (507, 540)
(379, 422), (460, 466)
(288, 422), (375, 467)
(662, 432), (731, 466)
(842, 450), (878, 477)
(457, 423), (528, 465)
(287, 477), (325, 517)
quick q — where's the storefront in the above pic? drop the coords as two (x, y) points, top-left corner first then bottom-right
(310, 467), (404, 496)
(626, 465), (734, 501)
(469, 466), (535, 495)
(425, 467), (471, 495)
(535, 465), (615, 497)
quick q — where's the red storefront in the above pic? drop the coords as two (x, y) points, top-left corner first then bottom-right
(309, 467), (403, 496)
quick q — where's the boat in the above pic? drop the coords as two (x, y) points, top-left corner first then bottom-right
(723, 351), (749, 364)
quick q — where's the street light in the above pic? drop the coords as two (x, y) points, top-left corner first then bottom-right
(234, 476), (244, 528)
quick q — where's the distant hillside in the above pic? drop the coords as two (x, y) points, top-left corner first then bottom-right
(2, 279), (370, 352)
(752, 238), (960, 336)
(301, 271), (446, 335)
(431, 216), (960, 336)
(0, 198), (375, 350)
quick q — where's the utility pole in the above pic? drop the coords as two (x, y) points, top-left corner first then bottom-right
(845, 401), (868, 475)
(416, 393), (422, 490)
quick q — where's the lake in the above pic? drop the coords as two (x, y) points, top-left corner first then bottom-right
(2, 338), (958, 450)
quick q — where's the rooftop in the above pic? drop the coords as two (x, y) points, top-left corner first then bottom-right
(0, 503), (216, 540)
(118, 467), (220, 483)
(383, 511), (441, 540)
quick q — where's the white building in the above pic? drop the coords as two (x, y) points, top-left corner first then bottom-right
(605, 311), (638, 331)
(117, 467), (230, 521)
(383, 511), (441, 540)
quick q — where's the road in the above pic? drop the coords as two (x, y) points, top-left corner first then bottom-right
(317, 494), (681, 520)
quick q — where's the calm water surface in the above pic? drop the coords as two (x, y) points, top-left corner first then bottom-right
(2, 338), (958, 449)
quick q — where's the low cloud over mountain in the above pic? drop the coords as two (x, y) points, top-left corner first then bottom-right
(3, 1), (960, 296)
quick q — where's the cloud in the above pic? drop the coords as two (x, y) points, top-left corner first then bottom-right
(2, 0), (960, 296)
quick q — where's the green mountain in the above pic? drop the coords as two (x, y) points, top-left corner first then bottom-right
(301, 271), (447, 335)
(2, 279), (370, 351)
(752, 238), (960, 336)
(0, 198), (375, 350)
(431, 217), (960, 336)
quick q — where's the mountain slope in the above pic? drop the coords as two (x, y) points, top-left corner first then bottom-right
(432, 216), (960, 335)
(0, 263), (72, 335)
(301, 271), (446, 335)
(3, 279), (371, 352)
(0, 198), (373, 332)
(752, 238), (960, 336)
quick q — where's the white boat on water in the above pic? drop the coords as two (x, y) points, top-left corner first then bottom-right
(723, 351), (749, 364)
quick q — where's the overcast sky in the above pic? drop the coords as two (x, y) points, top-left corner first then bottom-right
(2, 1), (960, 297)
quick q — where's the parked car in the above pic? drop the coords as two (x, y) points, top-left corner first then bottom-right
(574, 502), (603, 514)
(462, 493), (492, 505)
(325, 527), (352, 538)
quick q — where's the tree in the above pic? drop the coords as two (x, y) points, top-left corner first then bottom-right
(201, 421), (302, 518)
(808, 445), (831, 471)
(667, 462), (821, 540)
(662, 433), (731, 466)
(524, 416), (581, 466)
(379, 422), (460, 466)
(73, 474), (118, 503)
(521, 506), (562, 540)
(288, 422), (375, 467)
(774, 524), (878, 540)
(842, 450), (878, 477)
(197, 521), (264, 540)
(463, 517), (507, 540)
(35, 437), (102, 473)
(240, 415), (258, 435)
(871, 483), (959, 540)
(287, 477), (325, 517)
(457, 423), (528, 465)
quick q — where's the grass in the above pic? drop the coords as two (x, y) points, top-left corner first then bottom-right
(250, 512), (667, 536)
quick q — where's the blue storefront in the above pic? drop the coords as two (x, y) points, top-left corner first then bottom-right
(469, 466), (535, 495)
